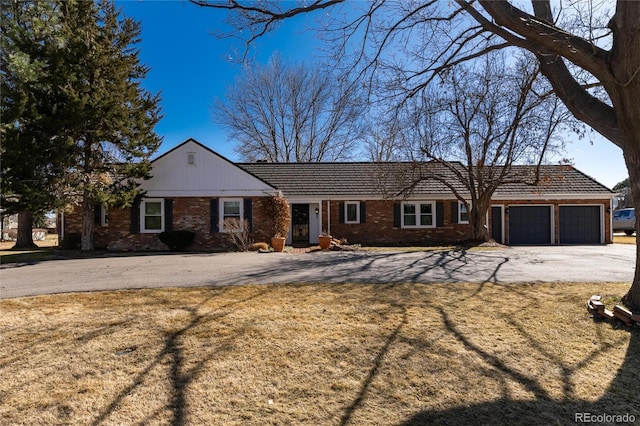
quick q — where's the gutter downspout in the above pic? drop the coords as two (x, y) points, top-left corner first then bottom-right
(327, 199), (331, 236)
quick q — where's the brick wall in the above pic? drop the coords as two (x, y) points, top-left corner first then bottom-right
(63, 197), (274, 251)
(323, 198), (611, 246)
(62, 196), (612, 250)
(323, 199), (472, 245)
(61, 204), (110, 249)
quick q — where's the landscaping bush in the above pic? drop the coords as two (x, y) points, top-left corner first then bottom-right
(222, 218), (253, 251)
(264, 193), (291, 238)
(249, 242), (270, 251)
(158, 230), (195, 251)
(60, 232), (81, 250)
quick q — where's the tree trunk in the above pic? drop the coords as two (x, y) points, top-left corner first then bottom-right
(469, 204), (490, 243)
(620, 142), (640, 313)
(80, 198), (95, 251)
(13, 211), (38, 249)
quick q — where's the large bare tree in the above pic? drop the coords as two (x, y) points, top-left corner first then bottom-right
(192, 0), (640, 310)
(215, 54), (365, 162)
(394, 54), (567, 241)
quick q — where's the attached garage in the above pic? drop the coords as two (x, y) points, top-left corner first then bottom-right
(508, 205), (552, 245)
(559, 205), (602, 244)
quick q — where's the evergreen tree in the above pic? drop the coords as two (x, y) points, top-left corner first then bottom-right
(1, 0), (75, 249)
(1, 0), (162, 250)
(58, 0), (162, 250)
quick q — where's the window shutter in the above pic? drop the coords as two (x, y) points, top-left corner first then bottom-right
(339, 202), (345, 224)
(210, 199), (219, 233)
(393, 203), (401, 228)
(130, 196), (141, 234)
(243, 198), (253, 232)
(164, 199), (173, 232)
(360, 201), (366, 224)
(94, 204), (101, 225)
(451, 202), (458, 224)
(436, 202), (445, 227)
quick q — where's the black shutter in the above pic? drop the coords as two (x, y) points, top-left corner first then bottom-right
(393, 203), (401, 228)
(360, 201), (366, 224)
(451, 201), (459, 224)
(244, 198), (253, 232)
(130, 196), (141, 234)
(339, 202), (345, 224)
(436, 202), (444, 227)
(164, 199), (173, 232)
(210, 199), (219, 233)
(94, 204), (101, 225)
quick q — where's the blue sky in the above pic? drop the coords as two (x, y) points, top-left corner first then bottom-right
(117, 0), (628, 189)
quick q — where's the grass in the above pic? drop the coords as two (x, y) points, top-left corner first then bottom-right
(0, 234), (59, 264)
(1, 282), (638, 425)
(613, 234), (637, 245)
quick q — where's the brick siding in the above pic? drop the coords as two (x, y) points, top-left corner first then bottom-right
(61, 196), (612, 250)
(323, 200), (471, 245)
(63, 197), (273, 251)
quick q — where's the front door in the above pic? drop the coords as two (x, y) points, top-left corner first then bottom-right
(292, 204), (309, 243)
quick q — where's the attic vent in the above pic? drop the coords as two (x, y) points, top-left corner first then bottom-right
(187, 152), (196, 166)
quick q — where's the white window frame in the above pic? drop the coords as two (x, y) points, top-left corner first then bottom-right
(219, 198), (244, 232)
(344, 201), (360, 224)
(458, 202), (469, 224)
(100, 204), (109, 227)
(140, 198), (164, 233)
(401, 201), (436, 228)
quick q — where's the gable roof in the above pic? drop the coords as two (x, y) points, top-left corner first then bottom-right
(239, 161), (614, 199)
(143, 139), (276, 197)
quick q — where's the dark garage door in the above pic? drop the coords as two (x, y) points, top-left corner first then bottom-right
(559, 205), (601, 244)
(509, 206), (552, 245)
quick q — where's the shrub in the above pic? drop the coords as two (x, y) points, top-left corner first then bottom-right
(249, 242), (270, 251)
(60, 232), (81, 250)
(158, 230), (195, 251)
(222, 218), (253, 251)
(264, 193), (291, 238)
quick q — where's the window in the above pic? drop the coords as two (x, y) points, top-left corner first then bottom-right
(95, 204), (109, 227)
(100, 205), (109, 227)
(459, 202), (469, 224)
(141, 199), (164, 233)
(187, 152), (196, 166)
(220, 198), (243, 232)
(402, 201), (435, 228)
(345, 201), (360, 224)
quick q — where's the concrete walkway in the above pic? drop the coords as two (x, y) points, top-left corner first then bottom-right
(0, 245), (636, 299)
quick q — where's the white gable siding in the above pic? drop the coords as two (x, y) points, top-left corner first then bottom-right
(142, 140), (276, 197)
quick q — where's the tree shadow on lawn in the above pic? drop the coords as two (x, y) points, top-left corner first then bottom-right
(400, 324), (639, 426)
(320, 279), (639, 426)
(89, 286), (275, 426)
(80, 277), (638, 426)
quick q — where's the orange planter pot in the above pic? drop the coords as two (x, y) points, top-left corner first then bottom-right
(318, 235), (332, 250)
(271, 237), (286, 252)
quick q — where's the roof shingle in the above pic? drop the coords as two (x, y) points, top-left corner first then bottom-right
(238, 162), (613, 198)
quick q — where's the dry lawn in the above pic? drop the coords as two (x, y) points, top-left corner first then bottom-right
(0, 234), (59, 251)
(613, 234), (637, 245)
(1, 282), (639, 425)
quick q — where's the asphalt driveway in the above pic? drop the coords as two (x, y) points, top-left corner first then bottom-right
(0, 245), (636, 299)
